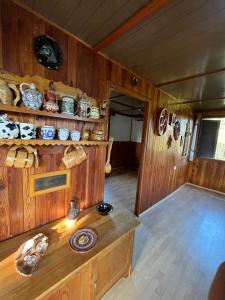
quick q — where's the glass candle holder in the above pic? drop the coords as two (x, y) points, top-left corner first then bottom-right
(67, 199), (80, 221)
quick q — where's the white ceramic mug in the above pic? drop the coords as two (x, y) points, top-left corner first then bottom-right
(58, 128), (69, 141)
(70, 130), (80, 141)
(17, 122), (36, 140)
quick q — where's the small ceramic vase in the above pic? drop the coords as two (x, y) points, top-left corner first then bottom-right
(58, 128), (69, 141)
(17, 122), (36, 140)
(0, 114), (19, 139)
(20, 82), (43, 110)
(40, 125), (55, 140)
(61, 96), (75, 115)
(43, 81), (59, 113)
(70, 130), (80, 141)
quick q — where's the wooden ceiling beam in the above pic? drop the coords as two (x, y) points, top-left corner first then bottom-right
(178, 97), (225, 105)
(94, 0), (170, 52)
(156, 67), (225, 87)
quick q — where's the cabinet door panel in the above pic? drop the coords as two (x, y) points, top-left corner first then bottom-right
(92, 232), (134, 299)
(43, 265), (90, 300)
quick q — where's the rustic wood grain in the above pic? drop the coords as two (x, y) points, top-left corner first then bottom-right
(0, 0), (193, 240)
(0, 207), (139, 300)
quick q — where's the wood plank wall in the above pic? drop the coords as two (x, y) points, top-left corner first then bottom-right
(188, 158), (225, 193)
(0, 0), (193, 241)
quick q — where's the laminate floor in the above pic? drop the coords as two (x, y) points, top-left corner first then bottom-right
(103, 181), (225, 300)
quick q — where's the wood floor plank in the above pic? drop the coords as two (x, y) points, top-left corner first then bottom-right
(104, 173), (225, 300)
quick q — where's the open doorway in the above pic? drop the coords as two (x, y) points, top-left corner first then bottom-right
(104, 89), (148, 215)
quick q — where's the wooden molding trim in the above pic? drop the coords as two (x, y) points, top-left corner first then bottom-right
(94, 0), (170, 52)
(179, 97), (225, 105)
(156, 67), (225, 87)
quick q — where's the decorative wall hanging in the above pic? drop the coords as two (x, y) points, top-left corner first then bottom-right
(29, 170), (70, 196)
(158, 108), (169, 136)
(169, 113), (176, 126)
(174, 120), (181, 140)
(182, 121), (192, 157)
(34, 35), (63, 70)
(167, 135), (173, 149)
(5, 145), (39, 168)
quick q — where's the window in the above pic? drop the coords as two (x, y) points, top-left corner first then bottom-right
(197, 117), (225, 161)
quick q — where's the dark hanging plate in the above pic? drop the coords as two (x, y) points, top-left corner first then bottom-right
(34, 35), (63, 70)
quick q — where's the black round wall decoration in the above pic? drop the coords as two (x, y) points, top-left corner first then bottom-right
(34, 35), (63, 70)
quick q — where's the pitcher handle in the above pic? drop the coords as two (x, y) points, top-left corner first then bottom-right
(19, 82), (30, 96)
(8, 83), (20, 106)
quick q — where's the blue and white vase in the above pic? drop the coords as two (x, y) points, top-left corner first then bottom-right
(41, 125), (55, 140)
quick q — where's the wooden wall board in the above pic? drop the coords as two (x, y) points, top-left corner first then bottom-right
(188, 158), (225, 193)
(0, 0), (193, 241)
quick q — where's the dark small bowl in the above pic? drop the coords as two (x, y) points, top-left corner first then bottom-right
(96, 202), (113, 215)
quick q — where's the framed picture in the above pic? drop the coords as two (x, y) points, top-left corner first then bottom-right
(29, 170), (71, 196)
(169, 113), (176, 126)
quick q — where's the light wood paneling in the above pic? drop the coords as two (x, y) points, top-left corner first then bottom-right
(188, 157), (225, 193)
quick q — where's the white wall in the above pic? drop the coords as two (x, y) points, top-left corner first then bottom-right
(109, 115), (131, 141)
(109, 115), (143, 143)
(131, 118), (143, 143)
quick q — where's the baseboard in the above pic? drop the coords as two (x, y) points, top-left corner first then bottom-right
(186, 182), (225, 197)
(140, 184), (186, 217)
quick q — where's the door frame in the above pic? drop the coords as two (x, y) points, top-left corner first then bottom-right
(106, 82), (150, 216)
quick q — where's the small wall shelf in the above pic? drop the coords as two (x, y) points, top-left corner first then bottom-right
(0, 139), (109, 147)
(0, 104), (105, 123)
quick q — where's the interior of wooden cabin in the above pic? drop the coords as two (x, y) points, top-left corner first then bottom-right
(0, 0), (225, 299)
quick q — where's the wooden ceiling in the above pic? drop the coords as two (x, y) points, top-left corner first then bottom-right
(18, 0), (225, 111)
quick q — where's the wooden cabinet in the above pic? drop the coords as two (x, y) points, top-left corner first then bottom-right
(43, 231), (134, 300)
(0, 208), (139, 300)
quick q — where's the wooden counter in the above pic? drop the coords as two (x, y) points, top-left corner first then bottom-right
(0, 207), (140, 300)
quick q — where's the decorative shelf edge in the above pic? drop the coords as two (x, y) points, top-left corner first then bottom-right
(0, 139), (109, 147)
(0, 104), (106, 124)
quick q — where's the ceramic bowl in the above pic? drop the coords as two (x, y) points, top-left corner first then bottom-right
(58, 128), (69, 141)
(96, 202), (113, 215)
(40, 125), (55, 140)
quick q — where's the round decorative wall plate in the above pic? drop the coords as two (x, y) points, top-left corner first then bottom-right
(34, 35), (63, 70)
(174, 120), (181, 140)
(69, 229), (97, 253)
(158, 108), (169, 136)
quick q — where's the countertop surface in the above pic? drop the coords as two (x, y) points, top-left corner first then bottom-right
(0, 206), (140, 299)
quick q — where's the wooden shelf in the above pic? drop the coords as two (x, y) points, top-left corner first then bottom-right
(0, 104), (105, 123)
(0, 139), (109, 146)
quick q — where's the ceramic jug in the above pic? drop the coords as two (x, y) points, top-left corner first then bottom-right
(20, 82), (42, 110)
(77, 95), (90, 118)
(0, 79), (20, 106)
(43, 81), (59, 113)
(0, 114), (19, 139)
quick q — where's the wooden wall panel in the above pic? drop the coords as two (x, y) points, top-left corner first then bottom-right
(0, 0), (193, 240)
(136, 88), (193, 213)
(188, 158), (225, 193)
